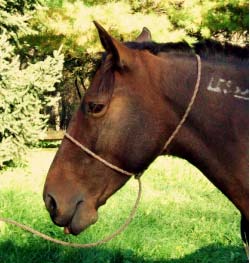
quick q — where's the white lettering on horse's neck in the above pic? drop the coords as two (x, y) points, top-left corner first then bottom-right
(207, 77), (249, 101)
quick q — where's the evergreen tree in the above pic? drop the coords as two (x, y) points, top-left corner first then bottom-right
(0, 0), (64, 167)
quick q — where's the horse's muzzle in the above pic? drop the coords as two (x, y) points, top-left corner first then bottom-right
(43, 191), (98, 235)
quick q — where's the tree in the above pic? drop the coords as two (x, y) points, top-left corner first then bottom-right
(128, 0), (249, 44)
(0, 0), (64, 167)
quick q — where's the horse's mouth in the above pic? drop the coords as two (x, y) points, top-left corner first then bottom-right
(62, 223), (87, 236)
(64, 226), (72, 234)
(63, 224), (80, 235)
(61, 203), (98, 236)
(62, 216), (98, 235)
(63, 225), (80, 235)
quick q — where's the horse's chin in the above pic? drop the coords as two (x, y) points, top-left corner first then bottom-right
(64, 203), (98, 235)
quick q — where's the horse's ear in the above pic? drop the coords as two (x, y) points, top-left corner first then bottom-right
(135, 27), (152, 43)
(93, 21), (133, 69)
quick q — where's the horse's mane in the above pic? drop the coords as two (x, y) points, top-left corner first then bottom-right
(125, 39), (249, 60)
(90, 39), (248, 97)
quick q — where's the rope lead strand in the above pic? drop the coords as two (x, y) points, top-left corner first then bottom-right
(0, 178), (141, 248)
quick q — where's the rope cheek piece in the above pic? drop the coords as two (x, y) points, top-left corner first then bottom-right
(0, 55), (201, 248)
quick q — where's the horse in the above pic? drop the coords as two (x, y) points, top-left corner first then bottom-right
(43, 22), (249, 249)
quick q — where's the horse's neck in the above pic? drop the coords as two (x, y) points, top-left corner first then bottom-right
(159, 54), (249, 216)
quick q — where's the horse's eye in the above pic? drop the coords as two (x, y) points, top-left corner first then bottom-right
(86, 102), (106, 116)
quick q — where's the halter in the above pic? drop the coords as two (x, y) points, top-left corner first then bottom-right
(0, 54), (201, 248)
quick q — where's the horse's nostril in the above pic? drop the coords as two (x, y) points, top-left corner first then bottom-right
(44, 192), (84, 227)
(45, 194), (57, 216)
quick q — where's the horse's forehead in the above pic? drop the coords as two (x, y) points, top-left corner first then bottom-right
(89, 70), (102, 90)
(85, 67), (109, 97)
(86, 49), (150, 100)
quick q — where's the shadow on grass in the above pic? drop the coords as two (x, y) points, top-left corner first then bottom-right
(0, 240), (247, 263)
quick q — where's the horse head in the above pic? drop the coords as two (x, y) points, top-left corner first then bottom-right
(43, 22), (169, 235)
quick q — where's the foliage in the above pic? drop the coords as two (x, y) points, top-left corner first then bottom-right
(39, 0), (249, 47)
(0, 34), (64, 167)
(127, 0), (248, 43)
(30, 1), (177, 55)
(0, 0), (42, 44)
(35, 140), (61, 148)
(0, 0), (64, 167)
(203, 0), (249, 41)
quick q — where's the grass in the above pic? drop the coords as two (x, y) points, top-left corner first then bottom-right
(0, 149), (247, 263)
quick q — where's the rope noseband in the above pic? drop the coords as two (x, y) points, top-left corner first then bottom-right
(64, 133), (135, 177)
(0, 55), (201, 247)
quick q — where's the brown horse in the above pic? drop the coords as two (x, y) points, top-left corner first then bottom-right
(43, 22), (249, 246)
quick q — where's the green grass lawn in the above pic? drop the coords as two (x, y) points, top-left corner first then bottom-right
(0, 149), (247, 263)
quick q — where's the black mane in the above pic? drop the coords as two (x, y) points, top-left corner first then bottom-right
(125, 39), (249, 60)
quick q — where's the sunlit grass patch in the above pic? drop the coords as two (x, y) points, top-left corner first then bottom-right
(0, 221), (6, 235)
